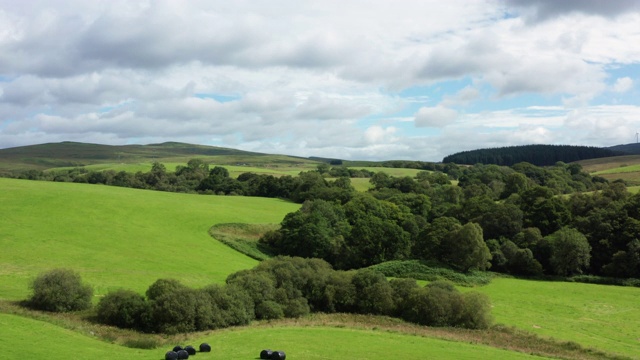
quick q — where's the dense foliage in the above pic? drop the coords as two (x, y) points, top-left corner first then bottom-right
(443, 145), (622, 166)
(262, 161), (640, 280)
(94, 257), (492, 333)
(27, 269), (93, 312)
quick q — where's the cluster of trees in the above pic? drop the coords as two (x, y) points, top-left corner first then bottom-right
(8, 160), (357, 203)
(443, 145), (622, 166)
(264, 161), (640, 279)
(25, 259), (493, 334)
(96, 257), (491, 333)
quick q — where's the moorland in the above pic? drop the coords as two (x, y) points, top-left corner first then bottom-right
(1, 142), (640, 360)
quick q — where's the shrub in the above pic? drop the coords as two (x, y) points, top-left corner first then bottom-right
(28, 268), (93, 312)
(458, 292), (493, 329)
(351, 269), (394, 315)
(255, 300), (284, 320)
(146, 279), (189, 301)
(150, 289), (198, 334)
(97, 289), (150, 330)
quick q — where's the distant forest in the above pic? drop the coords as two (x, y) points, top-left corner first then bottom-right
(443, 145), (623, 166)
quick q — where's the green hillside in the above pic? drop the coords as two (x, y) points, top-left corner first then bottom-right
(0, 178), (299, 299)
(0, 141), (319, 172)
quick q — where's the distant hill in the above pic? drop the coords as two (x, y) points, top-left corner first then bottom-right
(608, 143), (640, 155)
(0, 141), (314, 171)
(443, 144), (625, 166)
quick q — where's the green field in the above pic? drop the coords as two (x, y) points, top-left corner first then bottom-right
(350, 167), (424, 177)
(0, 178), (299, 299)
(0, 313), (557, 360)
(471, 278), (640, 359)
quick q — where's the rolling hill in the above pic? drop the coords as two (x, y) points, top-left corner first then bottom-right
(0, 141), (319, 172)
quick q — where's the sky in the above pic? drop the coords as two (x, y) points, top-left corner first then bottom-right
(1, 0), (639, 161)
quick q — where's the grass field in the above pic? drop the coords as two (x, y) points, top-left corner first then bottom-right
(0, 313), (555, 360)
(0, 178), (299, 300)
(471, 278), (640, 359)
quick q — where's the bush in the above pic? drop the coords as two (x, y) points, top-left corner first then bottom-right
(458, 292), (493, 329)
(255, 300), (284, 320)
(146, 279), (189, 301)
(96, 289), (150, 330)
(28, 268), (93, 312)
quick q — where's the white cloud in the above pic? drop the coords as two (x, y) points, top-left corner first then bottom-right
(1, 1), (640, 161)
(612, 77), (634, 93)
(414, 106), (458, 128)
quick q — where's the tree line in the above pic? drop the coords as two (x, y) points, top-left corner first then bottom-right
(443, 145), (622, 166)
(26, 259), (492, 334)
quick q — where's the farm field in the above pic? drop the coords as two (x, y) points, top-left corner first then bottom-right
(578, 155), (640, 184)
(471, 278), (640, 359)
(0, 178), (299, 299)
(0, 313), (552, 360)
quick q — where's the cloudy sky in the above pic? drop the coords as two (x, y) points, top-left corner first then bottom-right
(1, 0), (639, 161)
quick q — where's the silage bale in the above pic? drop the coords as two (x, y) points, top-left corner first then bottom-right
(260, 349), (273, 359)
(199, 343), (212, 352)
(184, 345), (196, 355)
(177, 349), (189, 359)
(165, 351), (179, 360)
(173, 345), (184, 352)
(271, 350), (286, 360)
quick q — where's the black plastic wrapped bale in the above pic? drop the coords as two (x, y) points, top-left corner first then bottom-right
(177, 349), (189, 359)
(184, 345), (196, 355)
(271, 350), (286, 360)
(260, 349), (273, 359)
(173, 345), (184, 352)
(165, 351), (179, 360)
(199, 343), (212, 352)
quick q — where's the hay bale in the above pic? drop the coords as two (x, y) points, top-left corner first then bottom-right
(177, 349), (189, 359)
(271, 350), (286, 360)
(199, 343), (212, 352)
(184, 345), (196, 355)
(173, 345), (184, 352)
(260, 349), (273, 359)
(165, 351), (179, 360)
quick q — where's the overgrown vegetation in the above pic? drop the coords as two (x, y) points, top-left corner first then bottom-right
(88, 257), (493, 334)
(26, 269), (93, 312)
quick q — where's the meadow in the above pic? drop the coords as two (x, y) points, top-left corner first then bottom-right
(472, 278), (640, 359)
(1, 312), (556, 360)
(0, 178), (299, 299)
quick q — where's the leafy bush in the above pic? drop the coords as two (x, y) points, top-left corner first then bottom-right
(255, 300), (285, 320)
(28, 268), (93, 312)
(96, 289), (150, 330)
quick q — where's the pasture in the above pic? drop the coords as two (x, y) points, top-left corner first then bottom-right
(0, 178), (299, 300)
(472, 278), (640, 359)
(0, 313), (553, 360)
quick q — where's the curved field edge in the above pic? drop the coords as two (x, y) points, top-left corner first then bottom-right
(0, 310), (620, 360)
(0, 178), (299, 299)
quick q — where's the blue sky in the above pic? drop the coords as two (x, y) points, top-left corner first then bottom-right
(0, 0), (639, 161)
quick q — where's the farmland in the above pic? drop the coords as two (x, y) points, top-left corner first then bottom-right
(0, 178), (299, 299)
(1, 178), (639, 359)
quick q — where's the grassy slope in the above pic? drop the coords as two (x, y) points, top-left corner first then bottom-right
(0, 178), (299, 299)
(577, 155), (640, 184)
(472, 278), (640, 359)
(0, 313), (551, 360)
(0, 141), (319, 172)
